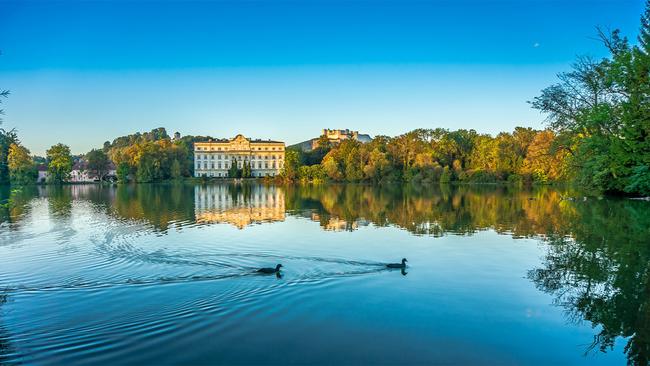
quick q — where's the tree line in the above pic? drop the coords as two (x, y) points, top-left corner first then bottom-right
(1, 2), (649, 194)
(282, 127), (569, 187)
(281, 4), (650, 196)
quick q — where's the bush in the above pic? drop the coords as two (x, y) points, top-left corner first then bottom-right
(507, 173), (523, 186)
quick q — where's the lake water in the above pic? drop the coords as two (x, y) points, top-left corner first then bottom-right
(0, 183), (648, 365)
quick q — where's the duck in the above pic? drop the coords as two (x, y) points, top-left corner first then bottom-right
(386, 258), (407, 269)
(257, 264), (283, 274)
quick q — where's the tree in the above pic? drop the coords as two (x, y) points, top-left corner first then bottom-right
(242, 161), (251, 178)
(228, 158), (240, 178)
(0, 128), (18, 184)
(281, 150), (301, 181)
(522, 130), (568, 183)
(531, 4), (650, 195)
(86, 149), (110, 181)
(8, 143), (36, 185)
(116, 162), (130, 183)
(170, 159), (182, 180)
(46, 143), (73, 184)
(136, 157), (155, 183)
(363, 148), (390, 182)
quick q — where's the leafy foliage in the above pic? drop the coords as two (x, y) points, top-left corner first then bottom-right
(8, 143), (36, 185)
(46, 143), (73, 184)
(531, 6), (650, 195)
(85, 149), (111, 181)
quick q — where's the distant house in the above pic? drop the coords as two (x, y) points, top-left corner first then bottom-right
(36, 161), (117, 183)
(70, 161), (117, 182)
(70, 162), (93, 182)
(37, 164), (48, 183)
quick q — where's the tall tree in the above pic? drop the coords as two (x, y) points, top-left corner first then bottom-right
(46, 143), (73, 184)
(8, 143), (36, 185)
(0, 128), (18, 184)
(86, 149), (110, 181)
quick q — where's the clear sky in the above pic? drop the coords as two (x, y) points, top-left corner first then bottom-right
(0, 0), (645, 155)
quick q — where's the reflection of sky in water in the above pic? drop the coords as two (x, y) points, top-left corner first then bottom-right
(0, 183), (646, 365)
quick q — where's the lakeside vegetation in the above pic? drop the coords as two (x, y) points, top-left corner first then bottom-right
(0, 3), (649, 196)
(281, 3), (650, 196)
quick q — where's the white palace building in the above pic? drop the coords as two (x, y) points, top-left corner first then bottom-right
(194, 134), (285, 178)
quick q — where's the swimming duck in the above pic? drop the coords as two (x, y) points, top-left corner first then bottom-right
(386, 258), (408, 269)
(257, 264), (283, 274)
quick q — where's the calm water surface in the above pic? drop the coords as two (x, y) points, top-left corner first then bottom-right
(0, 183), (648, 365)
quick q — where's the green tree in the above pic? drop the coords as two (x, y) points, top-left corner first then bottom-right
(136, 157), (155, 183)
(116, 162), (130, 183)
(170, 159), (182, 180)
(281, 150), (301, 181)
(86, 149), (110, 181)
(46, 143), (73, 184)
(228, 158), (240, 178)
(8, 143), (36, 185)
(0, 128), (18, 185)
(531, 5), (650, 195)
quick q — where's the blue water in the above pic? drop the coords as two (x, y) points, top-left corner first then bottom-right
(1, 183), (645, 365)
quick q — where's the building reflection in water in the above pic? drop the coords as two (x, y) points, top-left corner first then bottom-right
(309, 213), (369, 232)
(194, 184), (285, 229)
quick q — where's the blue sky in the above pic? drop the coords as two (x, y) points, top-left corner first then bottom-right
(0, 0), (645, 155)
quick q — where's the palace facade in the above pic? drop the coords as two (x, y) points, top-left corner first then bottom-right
(194, 134), (285, 178)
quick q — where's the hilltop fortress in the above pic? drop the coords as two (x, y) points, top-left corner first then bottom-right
(292, 128), (372, 152)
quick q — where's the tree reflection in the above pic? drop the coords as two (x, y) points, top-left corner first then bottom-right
(0, 289), (15, 364)
(284, 183), (577, 237)
(1, 182), (649, 363)
(528, 199), (650, 365)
